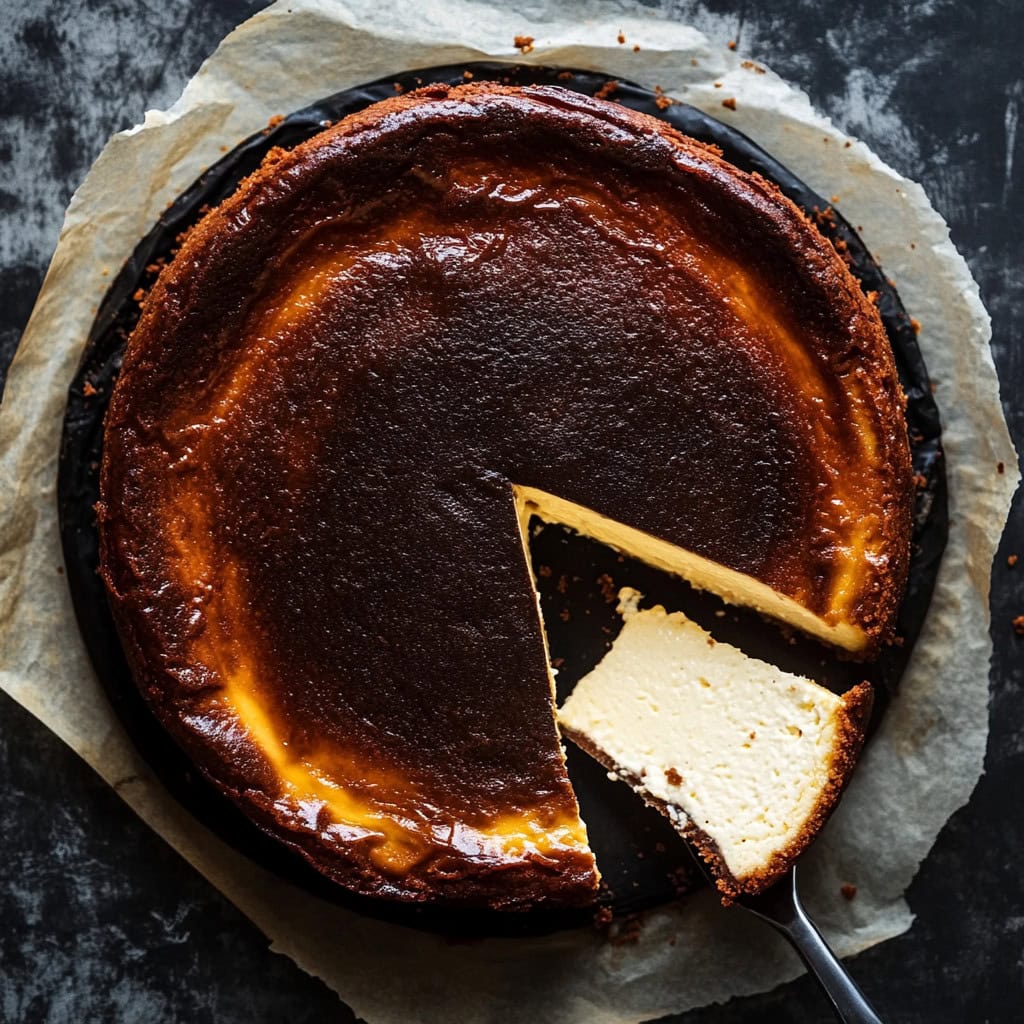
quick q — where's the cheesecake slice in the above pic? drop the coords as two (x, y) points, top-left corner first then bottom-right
(559, 590), (872, 898)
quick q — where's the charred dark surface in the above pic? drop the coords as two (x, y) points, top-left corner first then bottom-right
(1, 2), (1022, 1022)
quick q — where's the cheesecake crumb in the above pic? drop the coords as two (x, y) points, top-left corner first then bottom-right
(721, 97), (737, 110)
(910, 317), (922, 334)
(617, 31), (626, 44)
(593, 906), (614, 929)
(1013, 616), (1024, 636)
(653, 85), (676, 110)
(997, 461), (1005, 474)
(537, 564), (552, 578)
(841, 883), (858, 900)
(1008, 554), (1018, 567)
(727, 39), (737, 50)
(913, 472), (928, 490)
(741, 60), (766, 74)
(633, 43), (641, 52)
(609, 913), (644, 945)
(665, 767), (683, 786)
(844, 140), (852, 148)
(514, 34), (535, 54)
(551, 656), (565, 669)
(463, 70), (474, 81)
(557, 574), (569, 594)
(596, 573), (617, 603)
(557, 70), (574, 81)
(594, 79), (620, 101)
(393, 82), (404, 93)
(82, 381), (97, 397)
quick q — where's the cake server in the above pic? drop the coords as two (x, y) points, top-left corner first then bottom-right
(700, 861), (885, 1024)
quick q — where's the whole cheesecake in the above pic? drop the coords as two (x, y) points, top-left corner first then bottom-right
(98, 82), (913, 910)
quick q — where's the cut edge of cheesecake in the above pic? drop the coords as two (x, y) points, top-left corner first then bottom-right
(515, 486), (869, 654)
(556, 588), (872, 900)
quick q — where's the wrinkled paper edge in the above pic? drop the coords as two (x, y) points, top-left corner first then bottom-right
(0, 2), (1019, 1022)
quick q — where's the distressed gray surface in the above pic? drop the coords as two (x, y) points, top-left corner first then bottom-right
(1, 1), (1022, 1021)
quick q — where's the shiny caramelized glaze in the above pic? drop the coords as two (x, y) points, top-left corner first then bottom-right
(99, 84), (912, 909)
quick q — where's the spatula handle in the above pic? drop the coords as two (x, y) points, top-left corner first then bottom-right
(768, 871), (884, 1024)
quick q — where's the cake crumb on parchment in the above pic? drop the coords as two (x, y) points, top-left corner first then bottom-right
(1013, 616), (1024, 636)
(594, 80), (619, 101)
(1008, 554), (1018, 568)
(653, 85), (676, 110)
(514, 34), (534, 54)
(841, 883), (858, 900)
(721, 97), (737, 111)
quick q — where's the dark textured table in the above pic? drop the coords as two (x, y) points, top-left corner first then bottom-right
(2, 2), (1021, 1021)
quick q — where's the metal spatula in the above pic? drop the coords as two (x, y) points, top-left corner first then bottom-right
(702, 862), (885, 1023)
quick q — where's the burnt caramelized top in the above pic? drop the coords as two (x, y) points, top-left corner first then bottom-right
(98, 83), (913, 909)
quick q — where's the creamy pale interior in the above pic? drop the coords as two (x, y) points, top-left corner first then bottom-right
(100, 85), (908, 906)
(515, 487), (864, 651)
(559, 589), (865, 892)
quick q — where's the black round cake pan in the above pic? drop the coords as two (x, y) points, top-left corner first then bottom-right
(57, 62), (947, 937)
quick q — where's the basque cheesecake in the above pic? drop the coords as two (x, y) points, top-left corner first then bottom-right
(98, 82), (913, 909)
(559, 590), (872, 898)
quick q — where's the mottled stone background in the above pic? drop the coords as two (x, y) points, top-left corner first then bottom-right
(1, 1), (1022, 1022)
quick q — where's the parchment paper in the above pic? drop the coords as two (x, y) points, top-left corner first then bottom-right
(0, 2), (1018, 1021)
